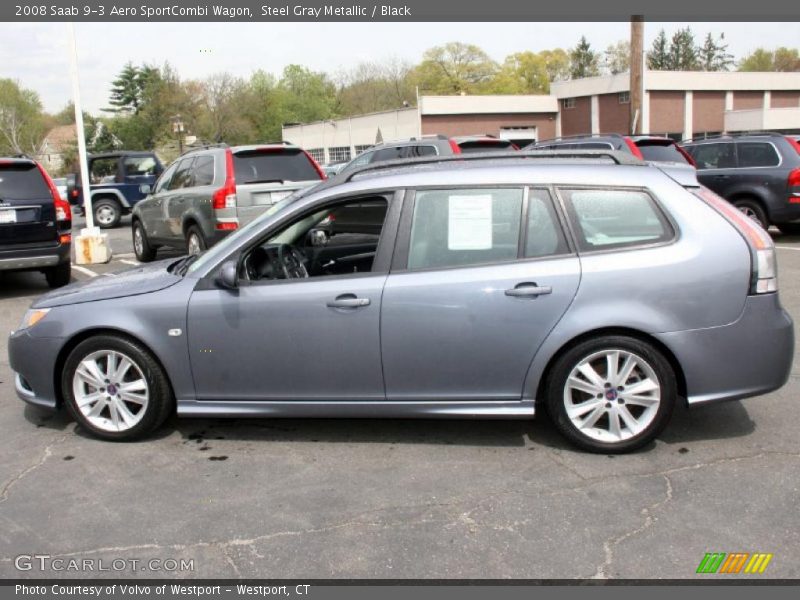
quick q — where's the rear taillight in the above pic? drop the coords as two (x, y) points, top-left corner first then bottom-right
(694, 186), (776, 294)
(785, 136), (800, 155)
(36, 162), (71, 222)
(788, 167), (800, 204)
(624, 137), (645, 160)
(302, 150), (327, 180)
(675, 145), (696, 167)
(212, 149), (237, 210)
(448, 139), (462, 155)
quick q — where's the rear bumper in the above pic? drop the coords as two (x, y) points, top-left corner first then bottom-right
(655, 293), (794, 405)
(767, 202), (800, 224)
(0, 242), (70, 272)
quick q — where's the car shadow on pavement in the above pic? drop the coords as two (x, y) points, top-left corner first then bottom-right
(0, 271), (57, 301)
(658, 400), (755, 444)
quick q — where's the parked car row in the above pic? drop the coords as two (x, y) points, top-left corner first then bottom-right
(8, 148), (794, 453)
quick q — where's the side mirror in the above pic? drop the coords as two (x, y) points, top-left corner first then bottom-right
(139, 184), (152, 195)
(308, 229), (329, 247)
(216, 260), (239, 290)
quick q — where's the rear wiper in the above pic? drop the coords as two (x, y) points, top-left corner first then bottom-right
(242, 178), (284, 185)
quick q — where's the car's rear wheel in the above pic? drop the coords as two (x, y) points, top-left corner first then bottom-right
(132, 220), (157, 262)
(545, 335), (676, 453)
(185, 225), (207, 255)
(45, 263), (71, 288)
(94, 198), (122, 229)
(733, 199), (768, 230)
(62, 335), (174, 441)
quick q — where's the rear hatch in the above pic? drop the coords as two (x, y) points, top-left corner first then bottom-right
(456, 138), (518, 154)
(233, 147), (325, 226)
(0, 161), (58, 249)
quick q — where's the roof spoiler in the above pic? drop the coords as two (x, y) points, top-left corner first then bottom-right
(658, 162), (699, 188)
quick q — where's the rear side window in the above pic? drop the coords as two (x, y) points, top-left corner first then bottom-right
(0, 165), (50, 200)
(562, 188), (673, 251)
(737, 142), (780, 168)
(192, 155), (215, 186)
(233, 150), (321, 184)
(406, 145), (437, 158)
(372, 146), (406, 162)
(123, 155), (158, 176)
(408, 188), (523, 270)
(90, 157), (119, 183)
(637, 143), (690, 164)
(688, 143), (736, 169)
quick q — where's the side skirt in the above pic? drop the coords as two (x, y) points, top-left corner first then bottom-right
(177, 399), (536, 419)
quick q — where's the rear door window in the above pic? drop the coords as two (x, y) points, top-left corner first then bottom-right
(688, 143), (736, 169)
(525, 189), (570, 258)
(561, 188), (673, 251)
(736, 142), (780, 168)
(408, 188), (523, 270)
(0, 164), (50, 200)
(233, 149), (321, 184)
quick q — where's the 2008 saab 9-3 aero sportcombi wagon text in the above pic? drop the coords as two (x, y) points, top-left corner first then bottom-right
(8, 151), (794, 453)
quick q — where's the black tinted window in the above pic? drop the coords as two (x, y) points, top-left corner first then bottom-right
(192, 156), (215, 186)
(458, 140), (515, 153)
(90, 157), (119, 183)
(563, 188), (673, 251)
(234, 150), (321, 183)
(123, 155), (159, 176)
(637, 143), (690, 164)
(406, 145), (437, 158)
(372, 147), (406, 162)
(689, 143), (736, 169)
(168, 158), (194, 190)
(737, 142), (780, 168)
(0, 165), (50, 200)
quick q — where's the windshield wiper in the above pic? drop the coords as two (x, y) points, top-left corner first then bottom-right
(169, 254), (199, 276)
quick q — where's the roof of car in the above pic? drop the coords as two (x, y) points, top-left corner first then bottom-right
(89, 151), (155, 159)
(681, 131), (789, 144)
(0, 156), (37, 166)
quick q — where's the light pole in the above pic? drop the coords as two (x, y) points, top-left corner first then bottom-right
(172, 115), (185, 154)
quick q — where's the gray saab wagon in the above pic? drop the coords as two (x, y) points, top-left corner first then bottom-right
(8, 151), (793, 453)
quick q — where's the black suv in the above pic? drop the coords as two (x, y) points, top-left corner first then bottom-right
(1, 157), (72, 288)
(528, 133), (696, 166)
(339, 135), (517, 174)
(680, 133), (800, 232)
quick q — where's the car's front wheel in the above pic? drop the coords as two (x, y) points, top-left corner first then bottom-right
(545, 335), (676, 453)
(62, 335), (174, 441)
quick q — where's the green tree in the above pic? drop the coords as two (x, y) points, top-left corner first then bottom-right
(647, 29), (670, 70)
(0, 78), (49, 155)
(105, 63), (161, 114)
(490, 52), (551, 94)
(668, 27), (699, 70)
(698, 32), (733, 72)
(540, 49), (571, 82)
(570, 36), (600, 79)
(739, 47), (800, 71)
(604, 40), (631, 74)
(337, 59), (415, 115)
(413, 42), (498, 94)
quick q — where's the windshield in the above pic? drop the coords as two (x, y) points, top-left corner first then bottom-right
(185, 194), (302, 276)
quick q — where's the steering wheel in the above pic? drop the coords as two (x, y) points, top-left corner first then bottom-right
(276, 244), (309, 279)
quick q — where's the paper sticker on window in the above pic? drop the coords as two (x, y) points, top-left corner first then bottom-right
(448, 195), (493, 250)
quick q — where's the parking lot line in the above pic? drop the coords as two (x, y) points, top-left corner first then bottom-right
(119, 259), (140, 266)
(71, 265), (98, 278)
(775, 245), (800, 251)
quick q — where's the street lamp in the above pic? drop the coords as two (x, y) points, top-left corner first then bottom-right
(172, 115), (185, 154)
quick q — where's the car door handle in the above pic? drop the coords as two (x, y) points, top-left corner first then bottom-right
(505, 283), (552, 298)
(327, 294), (371, 309)
(714, 175), (730, 179)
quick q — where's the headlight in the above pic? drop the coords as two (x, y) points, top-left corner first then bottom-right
(19, 308), (50, 330)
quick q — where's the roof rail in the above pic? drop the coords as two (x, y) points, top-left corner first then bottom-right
(180, 142), (229, 156)
(682, 131), (787, 143)
(534, 133), (628, 144)
(340, 149), (643, 183)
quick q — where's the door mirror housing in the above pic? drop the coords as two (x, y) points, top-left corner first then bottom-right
(139, 183), (152, 195)
(308, 229), (329, 247)
(216, 260), (239, 290)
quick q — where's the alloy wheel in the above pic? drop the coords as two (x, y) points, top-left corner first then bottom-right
(187, 233), (202, 255)
(563, 349), (661, 443)
(96, 206), (116, 226)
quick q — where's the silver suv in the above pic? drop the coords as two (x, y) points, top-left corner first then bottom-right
(9, 151), (793, 453)
(131, 143), (325, 260)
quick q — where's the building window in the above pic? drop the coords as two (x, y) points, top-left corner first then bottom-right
(354, 145), (373, 155)
(307, 148), (324, 164)
(562, 98), (576, 109)
(328, 146), (352, 163)
(618, 92), (630, 104)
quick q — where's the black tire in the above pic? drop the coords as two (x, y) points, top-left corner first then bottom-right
(93, 197), (122, 229)
(732, 198), (768, 230)
(45, 263), (71, 288)
(132, 219), (157, 262)
(544, 335), (677, 454)
(777, 223), (800, 236)
(185, 225), (207, 255)
(62, 335), (174, 441)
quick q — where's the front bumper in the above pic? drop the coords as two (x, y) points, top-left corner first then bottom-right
(0, 242), (70, 272)
(655, 293), (794, 405)
(8, 330), (65, 410)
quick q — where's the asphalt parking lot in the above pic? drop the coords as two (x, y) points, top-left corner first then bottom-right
(0, 218), (798, 579)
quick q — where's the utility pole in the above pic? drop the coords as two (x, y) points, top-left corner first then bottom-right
(630, 15), (644, 135)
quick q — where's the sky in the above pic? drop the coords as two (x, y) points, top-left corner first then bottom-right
(1, 21), (799, 114)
